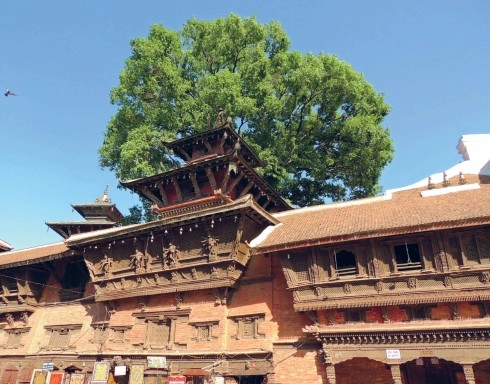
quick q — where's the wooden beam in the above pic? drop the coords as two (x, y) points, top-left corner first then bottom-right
(189, 172), (203, 198)
(226, 173), (244, 194)
(203, 138), (213, 154)
(171, 177), (183, 202)
(157, 181), (169, 205)
(239, 180), (254, 198)
(220, 169), (231, 191)
(204, 167), (218, 191)
(141, 186), (164, 206)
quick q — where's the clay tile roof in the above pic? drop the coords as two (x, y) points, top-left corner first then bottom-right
(254, 176), (490, 252)
(0, 242), (72, 268)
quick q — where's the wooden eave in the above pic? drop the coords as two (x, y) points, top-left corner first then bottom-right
(71, 202), (123, 222)
(65, 194), (279, 247)
(0, 243), (74, 269)
(253, 216), (490, 255)
(293, 287), (490, 311)
(46, 221), (117, 239)
(164, 125), (265, 168)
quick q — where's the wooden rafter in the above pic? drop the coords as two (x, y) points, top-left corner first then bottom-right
(171, 177), (183, 202)
(157, 181), (169, 206)
(141, 186), (164, 207)
(204, 167), (218, 191)
(189, 172), (203, 198)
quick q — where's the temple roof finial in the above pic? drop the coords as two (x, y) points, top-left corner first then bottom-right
(214, 108), (225, 128)
(96, 185), (111, 203)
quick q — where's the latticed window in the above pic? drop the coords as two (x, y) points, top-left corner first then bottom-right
(4, 330), (24, 348)
(242, 319), (255, 338)
(92, 325), (108, 344)
(463, 236), (479, 264)
(146, 319), (171, 349)
(197, 325), (210, 341)
(48, 328), (70, 349)
(111, 328), (127, 343)
(231, 314), (265, 340)
(288, 253), (309, 282)
(478, 235), (490, 263)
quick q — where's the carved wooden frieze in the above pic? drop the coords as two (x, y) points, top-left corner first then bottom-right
(82, 214), (258, 301)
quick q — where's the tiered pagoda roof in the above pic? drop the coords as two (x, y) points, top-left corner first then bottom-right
(121, 119), (290, 217)
(46, 187), (123, 239)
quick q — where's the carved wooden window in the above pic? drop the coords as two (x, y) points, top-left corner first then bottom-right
(59, 262), (87, 301)
(91, 323), (108, 344)
(393, 243), (422, 271)
(334, 250), (358, 277)
(405, 306), (432, 321)
(3, 328), (29, 348)
(109, 327), (130, 344)
(459, 233), (490, 266)
(343, 309), (366, 323)
(133, 310), (189, 350)
(191, 321), (218, 342)
(146, 318), (171, 349)
(288, 253), (309, 282)
(229, 313), (265, 340)
(44, 325), (81, 350)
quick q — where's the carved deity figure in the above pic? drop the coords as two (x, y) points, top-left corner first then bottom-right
(163, 242), (178, 268)
(130, 247), (145, 272)
(100, 254), (113, 276)
(201, 235), (219, 260)
(5, 313), (14, 327)
(85, 260), (98, 279)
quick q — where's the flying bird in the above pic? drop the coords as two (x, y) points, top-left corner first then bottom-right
(4, 89), (17, 97)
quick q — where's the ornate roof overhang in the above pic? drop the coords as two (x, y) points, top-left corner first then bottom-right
(66, 195), (279, 248)
(120, 153), (290, 213)
(46, 220), (117, 239)
(71, 202), (123, 222)
(164, 125), (265, 168)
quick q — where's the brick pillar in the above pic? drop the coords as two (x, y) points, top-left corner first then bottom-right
(325, 364), (336, 384)
(389, 364), (402, 384)
(463, 364), (476, 384)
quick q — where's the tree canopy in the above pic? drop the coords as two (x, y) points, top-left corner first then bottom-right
(99, 14), (394, 208)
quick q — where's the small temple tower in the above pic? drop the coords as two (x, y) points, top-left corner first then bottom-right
(120, 116), (290, 218)
(46, 187), (123, 239)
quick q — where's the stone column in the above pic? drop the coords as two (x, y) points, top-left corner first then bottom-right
(389, 364), (402, 384)
(325, 364), (336, 384)
(463, 364), (476, 384)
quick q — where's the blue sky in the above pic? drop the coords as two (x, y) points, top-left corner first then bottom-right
(1, 1), (489, 250)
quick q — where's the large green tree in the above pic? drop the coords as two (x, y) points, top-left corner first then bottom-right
(100, 14), (393, 208)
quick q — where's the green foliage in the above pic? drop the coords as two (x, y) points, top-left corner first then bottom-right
(100, 14), (393, 208)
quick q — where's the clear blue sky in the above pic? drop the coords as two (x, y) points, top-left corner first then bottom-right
(1, 1), (489, 250)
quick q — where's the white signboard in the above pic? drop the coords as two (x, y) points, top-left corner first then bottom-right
(386, 349), (401, 359)
(114, 366), (127, 376)
(147, 356), (167, 369)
